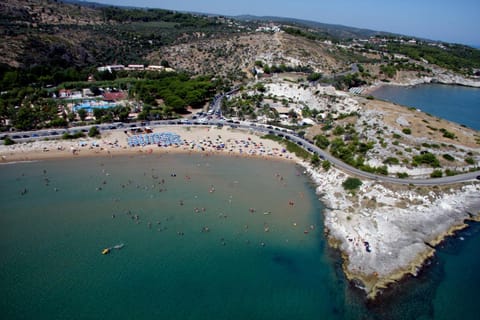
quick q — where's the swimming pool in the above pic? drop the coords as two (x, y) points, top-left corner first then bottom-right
(73, 101), (117, 113)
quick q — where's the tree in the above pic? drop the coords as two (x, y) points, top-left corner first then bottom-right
(14, 106), (38, 130)
(311, 153), (320, 167)
(88, 126), (100, 138)
(314, 134), (330, 149)
(322, 160), (331, 171)
(67, 111), (76, 122)
(78, 108), (87, 121)
(93, 108), (106, 120)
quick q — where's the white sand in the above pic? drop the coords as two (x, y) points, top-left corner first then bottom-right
(0, 125), (300, 163)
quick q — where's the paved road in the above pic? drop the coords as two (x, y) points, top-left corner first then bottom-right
(2, 120), (479, 186)
(229, 123), (480, 186)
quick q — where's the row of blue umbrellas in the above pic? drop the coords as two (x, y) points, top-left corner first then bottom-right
(128, 132), (183, 147)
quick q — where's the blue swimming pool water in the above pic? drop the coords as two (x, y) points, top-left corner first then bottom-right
(73, 101), (117, 113)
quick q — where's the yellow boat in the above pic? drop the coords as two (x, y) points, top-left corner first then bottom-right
(102, 248), (110, 255)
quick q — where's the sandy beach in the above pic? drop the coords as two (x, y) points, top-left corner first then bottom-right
(0, 125), (300, 164)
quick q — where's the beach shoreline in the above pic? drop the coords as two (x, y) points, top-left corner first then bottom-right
(2, 124), (479, 301)
(0, 125), (300, 165)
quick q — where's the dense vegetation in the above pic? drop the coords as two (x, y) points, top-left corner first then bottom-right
(282, 26), (332, 42)
(131, 72), (217, 117)
(0, 71), (221, 131)
(385, 43), (480, 73)
(0, 1), (239, 72)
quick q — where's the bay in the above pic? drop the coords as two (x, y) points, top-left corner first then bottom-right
(371, 83), (480, 130)
(1, 153), (478, 319)
(0, 154), (350, 319)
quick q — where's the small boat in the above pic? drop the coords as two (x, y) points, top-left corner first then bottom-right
(102, 248), (111, 255)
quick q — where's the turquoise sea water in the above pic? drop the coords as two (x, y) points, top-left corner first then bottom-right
(371, 83), (480, 130)
(1, 154), (479, 319)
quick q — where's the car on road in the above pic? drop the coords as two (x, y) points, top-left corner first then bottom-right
(476, 175), (480, 180)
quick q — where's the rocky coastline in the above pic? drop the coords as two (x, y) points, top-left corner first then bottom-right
(303, 162), (480, 299)
(364, 70), (480, 94)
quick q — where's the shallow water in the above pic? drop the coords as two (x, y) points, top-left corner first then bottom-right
(371, 83), (480, 130)
(0, 154), (344, 319)
(1, 154), (478, 319)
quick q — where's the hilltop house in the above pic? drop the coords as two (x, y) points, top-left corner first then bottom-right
(58, 89), (71, 98)
(126, 64), (145, 71)
(97, 65), (125, 72)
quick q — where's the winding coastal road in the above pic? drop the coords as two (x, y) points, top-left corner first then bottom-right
(2, 119), (480, 186)
(230, 122), (480, 186)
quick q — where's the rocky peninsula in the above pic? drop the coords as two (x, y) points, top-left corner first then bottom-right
(304, 163), (480, 298)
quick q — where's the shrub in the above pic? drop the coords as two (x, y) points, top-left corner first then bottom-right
(376, 165), (389, 175)
(430, 169), (443, 178)
(402, 128), (412, 135)
(440, 128), (456, 139)
(442, 154), (455, 162)
(342, 177), (362, 191)
(333, 125), (345, 136)
(397, 172), (409, 178)
(322, 160), (331, 171)
(62, 132), (86, 140)
(465, 157), (475, 165)
(88, 126), (100, 138)
(445, 169), (458, 176)
(412, 152), (440, 167)
(383, 157), (399, 165)
(307, 73), (323, 82)
(4, 136), (15, 145)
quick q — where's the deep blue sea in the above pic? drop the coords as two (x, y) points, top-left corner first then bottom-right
(371, 83), (480, 130)
(1, 154), (479, 319)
